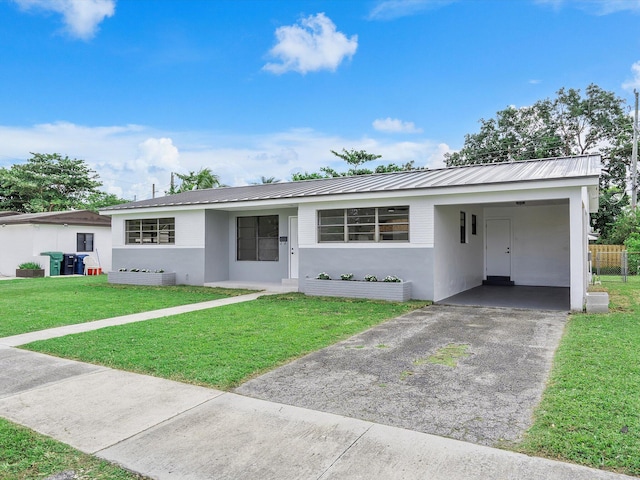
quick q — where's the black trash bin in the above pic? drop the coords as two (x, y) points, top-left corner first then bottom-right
(75, 254), (89, 275)
(62, 254), (76, 275)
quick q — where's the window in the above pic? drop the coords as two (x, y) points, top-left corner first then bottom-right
(460, 211), (467, 243)
(318, 206), (409, 243)
(125, 218), (175, 245)
(472, 214), (477, 235)
(77, 233), (94, 252)
(237, 215), (279, 261)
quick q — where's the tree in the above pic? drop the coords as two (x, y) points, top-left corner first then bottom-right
(79, 191), (129, 212)
(445, 84), (632, 190)
(291, 149), (420, 181)
(250, 176), (280, 185)
(444, 85), (633, 240)
(168, 168), (225, 194)
(0, 153), (102, 213)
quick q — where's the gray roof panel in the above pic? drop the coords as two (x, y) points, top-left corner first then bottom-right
(102, 155), (601, 212)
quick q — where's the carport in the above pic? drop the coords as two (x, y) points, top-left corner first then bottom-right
(433, 195), (580, 310)
(437, 285), (570, 311)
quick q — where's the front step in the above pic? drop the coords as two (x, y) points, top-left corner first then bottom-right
(483, 276), (515, 286)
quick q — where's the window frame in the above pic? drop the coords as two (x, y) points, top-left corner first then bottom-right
(317, 206), (409, 243)
(236, 215), (279, 261)
(125, 218), (175, 245)
(76, 233), (94, 252)
(460, 211), (467, 244)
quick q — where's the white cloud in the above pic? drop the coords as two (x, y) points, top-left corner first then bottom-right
(11, 0), (115, 40)
(623, 61), (640, 91)
(263, 13), (358, 75)
(534, 0), (640, 15)
(373, 117), (423, 134)
(0, 121), (451, 201)
(368, 0), (457, 20)
(528, 79), (542, 85)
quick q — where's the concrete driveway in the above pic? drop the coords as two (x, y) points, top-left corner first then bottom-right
(236, 305), (568, 447)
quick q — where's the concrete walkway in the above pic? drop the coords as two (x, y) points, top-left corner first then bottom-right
(0, 297), (635, 479)
(0, 291), (270, 347)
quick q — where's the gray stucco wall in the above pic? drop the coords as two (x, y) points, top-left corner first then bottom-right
(298, 247), (434, 300)
(205, 210), (230, 282)
(228, 209), (296, 283)
(112, 248), (205, 285)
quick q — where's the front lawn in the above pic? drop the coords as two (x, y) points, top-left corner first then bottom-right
(0, 276), (254, 337)
(515, 277), (640, 476)
(0, 417), (148, 480)
(23, 294), (428, 389)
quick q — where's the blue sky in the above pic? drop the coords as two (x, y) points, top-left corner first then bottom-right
(1, 0), (640, 200)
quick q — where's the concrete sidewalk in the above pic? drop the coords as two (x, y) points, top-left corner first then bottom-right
(0, 291), (270, 347)
(0, 347), (634, 480)
(0, 293), (634, 479)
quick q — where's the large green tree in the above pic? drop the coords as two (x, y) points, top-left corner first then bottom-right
(0, 153), (104, 212)
(444, 85), (633, 240)
(292, 149), (420, 181)
(445, 84), (631, 189)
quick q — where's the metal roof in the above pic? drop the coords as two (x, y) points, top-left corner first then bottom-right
(102, 155), (601, 212)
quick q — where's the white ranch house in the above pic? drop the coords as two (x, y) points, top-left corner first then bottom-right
(101, 155), (601, 311)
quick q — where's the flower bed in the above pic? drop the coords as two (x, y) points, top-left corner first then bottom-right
(108, 271), (176, 286)
(304, 278), (412, 302)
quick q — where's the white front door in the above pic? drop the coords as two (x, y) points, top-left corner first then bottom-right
(288, 216), (298, 279)
(486, 218), (511, 278)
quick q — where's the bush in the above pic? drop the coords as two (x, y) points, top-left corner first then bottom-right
(18, 262), (42, 270)
(625, 234), (640, 275)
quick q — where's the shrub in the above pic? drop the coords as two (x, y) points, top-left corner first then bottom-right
(316, 272), (331, 280)
(340, 273), (354, 281)
(18, 262), (42, 270)
(364, 274), (378, 282)
(383, 275), (401, 282)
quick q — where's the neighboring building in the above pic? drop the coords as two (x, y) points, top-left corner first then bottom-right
(101, 155), (601, 311)
(0, 210), (112, 276)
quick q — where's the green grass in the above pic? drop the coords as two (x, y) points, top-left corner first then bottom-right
(515, 277), (640, 476)
(0, 276), (255, 337)
(0, 417), (148, 480)
(23, 294), (428, 389)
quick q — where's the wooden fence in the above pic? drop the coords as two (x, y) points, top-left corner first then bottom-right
(589, 244), (624, 269)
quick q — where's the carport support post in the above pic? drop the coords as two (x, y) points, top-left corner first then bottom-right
(569, 189), (587, 311)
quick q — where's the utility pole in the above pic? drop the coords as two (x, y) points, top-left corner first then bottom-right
(632, 90), (638, 210)
(170, 172), (175, 193)
(152, 183), (156, 199)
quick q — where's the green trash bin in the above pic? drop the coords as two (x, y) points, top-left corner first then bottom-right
(40, 251), (64, 276)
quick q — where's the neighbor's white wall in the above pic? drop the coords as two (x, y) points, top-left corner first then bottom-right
(484, 204), (570, 287)
(433, 205), (484, 301)
(0, 225), (35, 276)
(0, 224), (112, 275)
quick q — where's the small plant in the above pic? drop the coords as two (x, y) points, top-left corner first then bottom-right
(383, 275), (401, 283)
(364, 274), (378, 282)
(118, 268), (128, 272)
(18, 262), (42, 270)
(130, 268), (140, 272)
(340, 273), (354, 281)
(155, 269), (165, 273)
(316, 272), (331, 280)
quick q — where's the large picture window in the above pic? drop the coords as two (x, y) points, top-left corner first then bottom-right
(318, 206), (409, 243)
(237, 215), (279, 261)
(125, 218), (175, 245)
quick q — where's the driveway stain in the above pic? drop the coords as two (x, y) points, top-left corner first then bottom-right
(235, 304), (567, 447)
